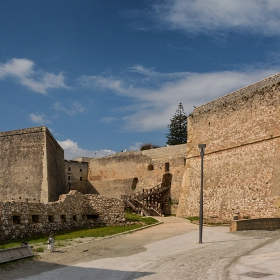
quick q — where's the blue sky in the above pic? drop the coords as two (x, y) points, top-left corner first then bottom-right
(1, 0), (280, 159)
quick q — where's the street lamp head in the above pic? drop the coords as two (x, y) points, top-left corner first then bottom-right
(198, 144), (206, 149)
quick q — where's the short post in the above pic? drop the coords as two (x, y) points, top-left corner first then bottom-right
(198, 144), (206, 244)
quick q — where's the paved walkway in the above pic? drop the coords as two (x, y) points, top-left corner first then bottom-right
(2, 217), (280, 279)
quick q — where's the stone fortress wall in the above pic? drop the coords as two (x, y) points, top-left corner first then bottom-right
(2, 72), (280, 236)
(0, 191), (125, 241)
(87, 144), (187, 214)
(177, 73), (280, 222)
(45, 127), (68, 202)
(0, 126), (66, 203)
(64, 160), (89, 194)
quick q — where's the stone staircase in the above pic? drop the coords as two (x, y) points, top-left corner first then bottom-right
(121, 184), (171, 216)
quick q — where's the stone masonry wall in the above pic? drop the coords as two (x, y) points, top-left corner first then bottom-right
(230, 218), (280, 231)
(0, 191), (125, 241)
(88, 144), (186, 214)
(0, 127), (45, 202)
(45, 128), (67, 202)
(177, 73), (280, 222)
(64, 160), (89, 194)
(0, 126), (67, 203)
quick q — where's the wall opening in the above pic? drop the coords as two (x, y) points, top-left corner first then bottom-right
(184, 158), (186, 166)
(68, 167), (71, 171)
(80, 177), (82, 181)
(68, 176), (71, 181)
(48, 215), (54, 223)
(165, 162), (170, 172)
(160, 173), (173, 215)
(32, 215), (40, 223)
(80, 169), (82, 172)
(132, 177), (138, 190)
(73, 215), (77, 222)
(86, 214), (99, 220)
(61, 215), (66, 223)
(162, 173), (172, 187)
(148, 164), (154, 171)
(13, 215), (20, 225)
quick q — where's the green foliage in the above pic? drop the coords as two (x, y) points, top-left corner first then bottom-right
(140, 143), (160, 151)
(56, 242), (67, 247)
(33, 247), (44, 253)
(166, 103), (187, 145)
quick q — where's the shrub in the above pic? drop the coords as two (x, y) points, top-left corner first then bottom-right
(140, 143), (160, 151)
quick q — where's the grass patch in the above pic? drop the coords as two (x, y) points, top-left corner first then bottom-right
(125, 213), (158, 226)
(185, 216), (200, 222)
(33, 247), (44, 253)
(185, 216), (228, 226)
(0, 214), (158, 251)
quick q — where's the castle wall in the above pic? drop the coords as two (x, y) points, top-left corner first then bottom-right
(177, 74), (280, 222)
(0, 191), (125, 241)
(88, 144), (187, 214)
(44, 128), (67, 202)
(64, 160), (89, 194)
(0, 127), (45, 202)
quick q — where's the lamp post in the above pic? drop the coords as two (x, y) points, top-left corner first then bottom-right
(198, 144), (206, 244)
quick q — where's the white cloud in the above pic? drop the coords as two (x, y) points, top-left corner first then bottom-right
(101, 117), (118, 123)
(58, 139), (115, 160)
(79, 75), (128, 95)
(29, 113), (52, 125)
(52, 101), (85, 115)
(0, 58), (70, 94)
(149, 0), (280, 35)
(79, 66), (187, 97)
(129, 142), (143, 151)
(80, 67), (279, 132)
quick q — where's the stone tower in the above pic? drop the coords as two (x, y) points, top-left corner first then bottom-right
(0, 126), (67, 202)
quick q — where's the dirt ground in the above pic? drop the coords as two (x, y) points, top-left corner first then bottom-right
(1, 217), (280, 280)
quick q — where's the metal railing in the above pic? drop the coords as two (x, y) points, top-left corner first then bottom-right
(0, 245), (34, 264)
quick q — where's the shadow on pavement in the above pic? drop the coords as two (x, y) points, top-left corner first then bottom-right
(0, 258), (155, 280)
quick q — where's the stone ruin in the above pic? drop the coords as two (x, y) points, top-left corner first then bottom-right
(0, 190), (125, 241)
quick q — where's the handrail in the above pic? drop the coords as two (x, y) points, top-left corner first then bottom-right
(122, 183), (171, 216)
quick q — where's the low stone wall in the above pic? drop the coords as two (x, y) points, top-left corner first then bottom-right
(230, 218), (280, 232)
(0, 191), (125, 241)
